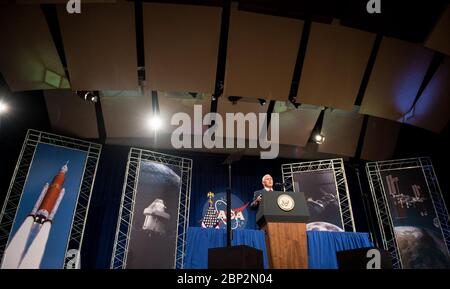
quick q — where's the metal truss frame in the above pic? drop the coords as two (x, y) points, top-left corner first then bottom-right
(110, 148), (192, 269)
(0, 129), (101, 268)
(281, 158), (355, 232)
(366, 157), (450, 269)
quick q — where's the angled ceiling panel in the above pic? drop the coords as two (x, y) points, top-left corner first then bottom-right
(224, 5), (303, 100)
(405, 56), (450, 133)
(361, 116), (401, 161)
(102, 91), (210, 139)
(360, 38), (433, 121)
(217, 97), (268, 115)
(216, 97), (269, 141)
(0, 5), (67, 91)
(275, 104), (321, 146)
(157, 91), (211, 135)
(143, 3), (221, 93)
(102, 95), (152, 138)
(17, 0), (116, 3)
(297, 22), (375, 111)
(425, 4), (450, 56)
(57, 2), (138, 90)
(318, 109), (364, 157)
(44, 89), (98, 138)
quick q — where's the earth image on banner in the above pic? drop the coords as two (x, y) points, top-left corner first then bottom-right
(201, 192), (249, 229)
(394, 226), (450, 268)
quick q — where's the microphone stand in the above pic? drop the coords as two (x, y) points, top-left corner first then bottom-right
(276, 182), (286, 192)
(226, 165), (232, 247)
(223, 150), (244, 247)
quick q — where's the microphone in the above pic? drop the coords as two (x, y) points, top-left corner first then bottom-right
(275, 182), (285, 186)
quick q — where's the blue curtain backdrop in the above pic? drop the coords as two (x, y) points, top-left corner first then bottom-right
(79, 145), (373, 268)
(80, 145), (129, 268)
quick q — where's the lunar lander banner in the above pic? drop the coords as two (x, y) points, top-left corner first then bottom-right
(292, 170), (344, 232)
(125, 161), (182, 269)
(0, 143), (88, 269)
(380, 168), (450, 268)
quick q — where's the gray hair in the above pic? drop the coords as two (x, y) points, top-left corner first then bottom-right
(261, 174), (272, 183)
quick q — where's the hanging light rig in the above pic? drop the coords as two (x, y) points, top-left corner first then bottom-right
(148, 90), (162, 131)
(311, 108), (326, 145)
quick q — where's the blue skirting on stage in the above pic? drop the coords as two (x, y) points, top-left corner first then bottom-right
(184, 227), (373, 269)
(306, 230), (373, 269)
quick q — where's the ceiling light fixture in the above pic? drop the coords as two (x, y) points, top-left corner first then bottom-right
(0, 100), (8, 114)
(313, 133), (325, 144)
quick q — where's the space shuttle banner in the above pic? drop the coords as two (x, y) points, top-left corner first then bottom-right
(125, 161), (181, 269)
(293, 170), (344, 232)
(1, 143), (88, 269)
(380, 168), (450, 268)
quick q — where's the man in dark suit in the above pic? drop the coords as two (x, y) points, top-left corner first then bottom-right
(250, 174), (273, 208)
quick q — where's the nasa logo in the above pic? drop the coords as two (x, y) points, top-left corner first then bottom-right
(201, 193), (249, 229)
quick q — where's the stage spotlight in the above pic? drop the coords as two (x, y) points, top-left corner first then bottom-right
(77, 91), (98, 103)
(258, 98), (266, 106)
(313, 133), (325, 144)
(0, 100), (8, 114)
(149, 90), (161, 131)
(148, 115), (162, 131)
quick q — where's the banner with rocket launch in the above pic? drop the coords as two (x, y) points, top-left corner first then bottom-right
(0, 143), (88, 269)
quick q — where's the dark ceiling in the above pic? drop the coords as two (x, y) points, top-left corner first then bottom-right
(147, 0), (448, 43)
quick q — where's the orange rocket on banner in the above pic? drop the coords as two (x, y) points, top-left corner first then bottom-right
(0, 162), (68, 269)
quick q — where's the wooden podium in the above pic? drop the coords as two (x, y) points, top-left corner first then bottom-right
(256, 191), (310, 269)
